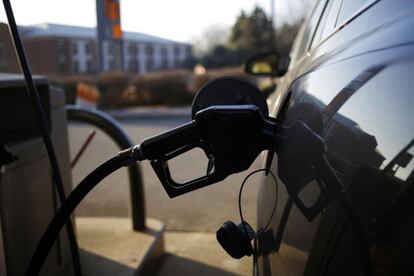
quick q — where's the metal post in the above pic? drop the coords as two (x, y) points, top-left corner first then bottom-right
(96, 0), (105, 72)
(66, 105), (146, 230)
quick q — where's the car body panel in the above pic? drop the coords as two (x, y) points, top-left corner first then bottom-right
(256, 0), (414, 275)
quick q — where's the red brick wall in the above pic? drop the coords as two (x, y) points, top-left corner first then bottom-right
(23, 38), (60, 75)
(0, 23), (20, 73)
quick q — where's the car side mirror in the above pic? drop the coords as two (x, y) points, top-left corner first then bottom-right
(244, 52), (288, 77)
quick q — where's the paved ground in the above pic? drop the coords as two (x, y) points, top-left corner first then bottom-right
(157, 232), (252, 276)
(68, 110), (263, 232)
(77, 217), (164, 276)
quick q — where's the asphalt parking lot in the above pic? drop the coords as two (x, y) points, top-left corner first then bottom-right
(68, 110), (262, 232)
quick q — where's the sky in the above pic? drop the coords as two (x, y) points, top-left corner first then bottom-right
(0, 0), (310, 43)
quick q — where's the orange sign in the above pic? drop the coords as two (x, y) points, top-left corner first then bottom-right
(112, 24), (122, 39)
(105, 0), (120, 20)
(76, 82), (100, 107)
(103, 0), (122, 40)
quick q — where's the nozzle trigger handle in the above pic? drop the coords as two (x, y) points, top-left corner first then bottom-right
(140, 121), (226, 198)
(140, 105), (280, 198)
(140, 122), (200, 160)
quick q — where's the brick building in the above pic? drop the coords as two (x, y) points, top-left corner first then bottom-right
(0, 23), (192, 75)
(0, 23), (20, 73)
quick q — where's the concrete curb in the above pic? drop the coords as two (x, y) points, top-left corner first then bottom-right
(105, 107), (191, 121)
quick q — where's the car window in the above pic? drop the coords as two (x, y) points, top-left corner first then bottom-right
(295, 0), (327, 60)
(310, 0), (342, 49)
(322, 62), (414, 193)
(335, 0), (370, 27)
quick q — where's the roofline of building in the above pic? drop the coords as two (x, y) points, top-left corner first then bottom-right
(0, 22), (191, 46)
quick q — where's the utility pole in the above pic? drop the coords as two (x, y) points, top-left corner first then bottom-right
(270, 0), (275, 24)
(270, 0), (276, 49)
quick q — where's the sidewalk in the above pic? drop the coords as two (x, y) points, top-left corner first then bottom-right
(106, 106), (191, 121)
(76, 217), (252, 276)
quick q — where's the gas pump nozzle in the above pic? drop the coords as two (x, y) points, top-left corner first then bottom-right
(134, 105), (280, 197)
(136, 105), (351, 222)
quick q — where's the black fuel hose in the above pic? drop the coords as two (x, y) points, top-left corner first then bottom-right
(26, 155), (127, 276)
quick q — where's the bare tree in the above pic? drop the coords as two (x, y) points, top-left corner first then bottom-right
(191, 24), (230, 57)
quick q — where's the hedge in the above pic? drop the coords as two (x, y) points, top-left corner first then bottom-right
(49, 67), (254, 109)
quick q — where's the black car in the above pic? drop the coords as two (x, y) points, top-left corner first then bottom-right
(246, 0), (414, 275)
(10, 0), (414, 275)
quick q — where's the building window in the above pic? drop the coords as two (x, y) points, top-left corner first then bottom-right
(161, 60), (168, 69)
(146, 59), (153, 72)
(73, 60), (79, 73)
(183, 46), (188, 56)
(136, 58), (141, 72)
(128, 60), (137, 72)
(72, 42), (78, 55)
(186, 46), (191, 57)
(109, 59), (114, 70)
(146, 44), (153, 56)
(129, 44), (136, 55)
(85, 42), (91, 55)
(161, 46), (167, 58)
(174, 46), (180, 57)
(58, 61), (67, 74)
(137, 43), (144, 56)
(87, 60), (93, 73)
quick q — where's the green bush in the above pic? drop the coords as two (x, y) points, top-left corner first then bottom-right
(125, 70), (193, 106)
(50, 67), (255, 108)
(96, 71), (131, 108)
